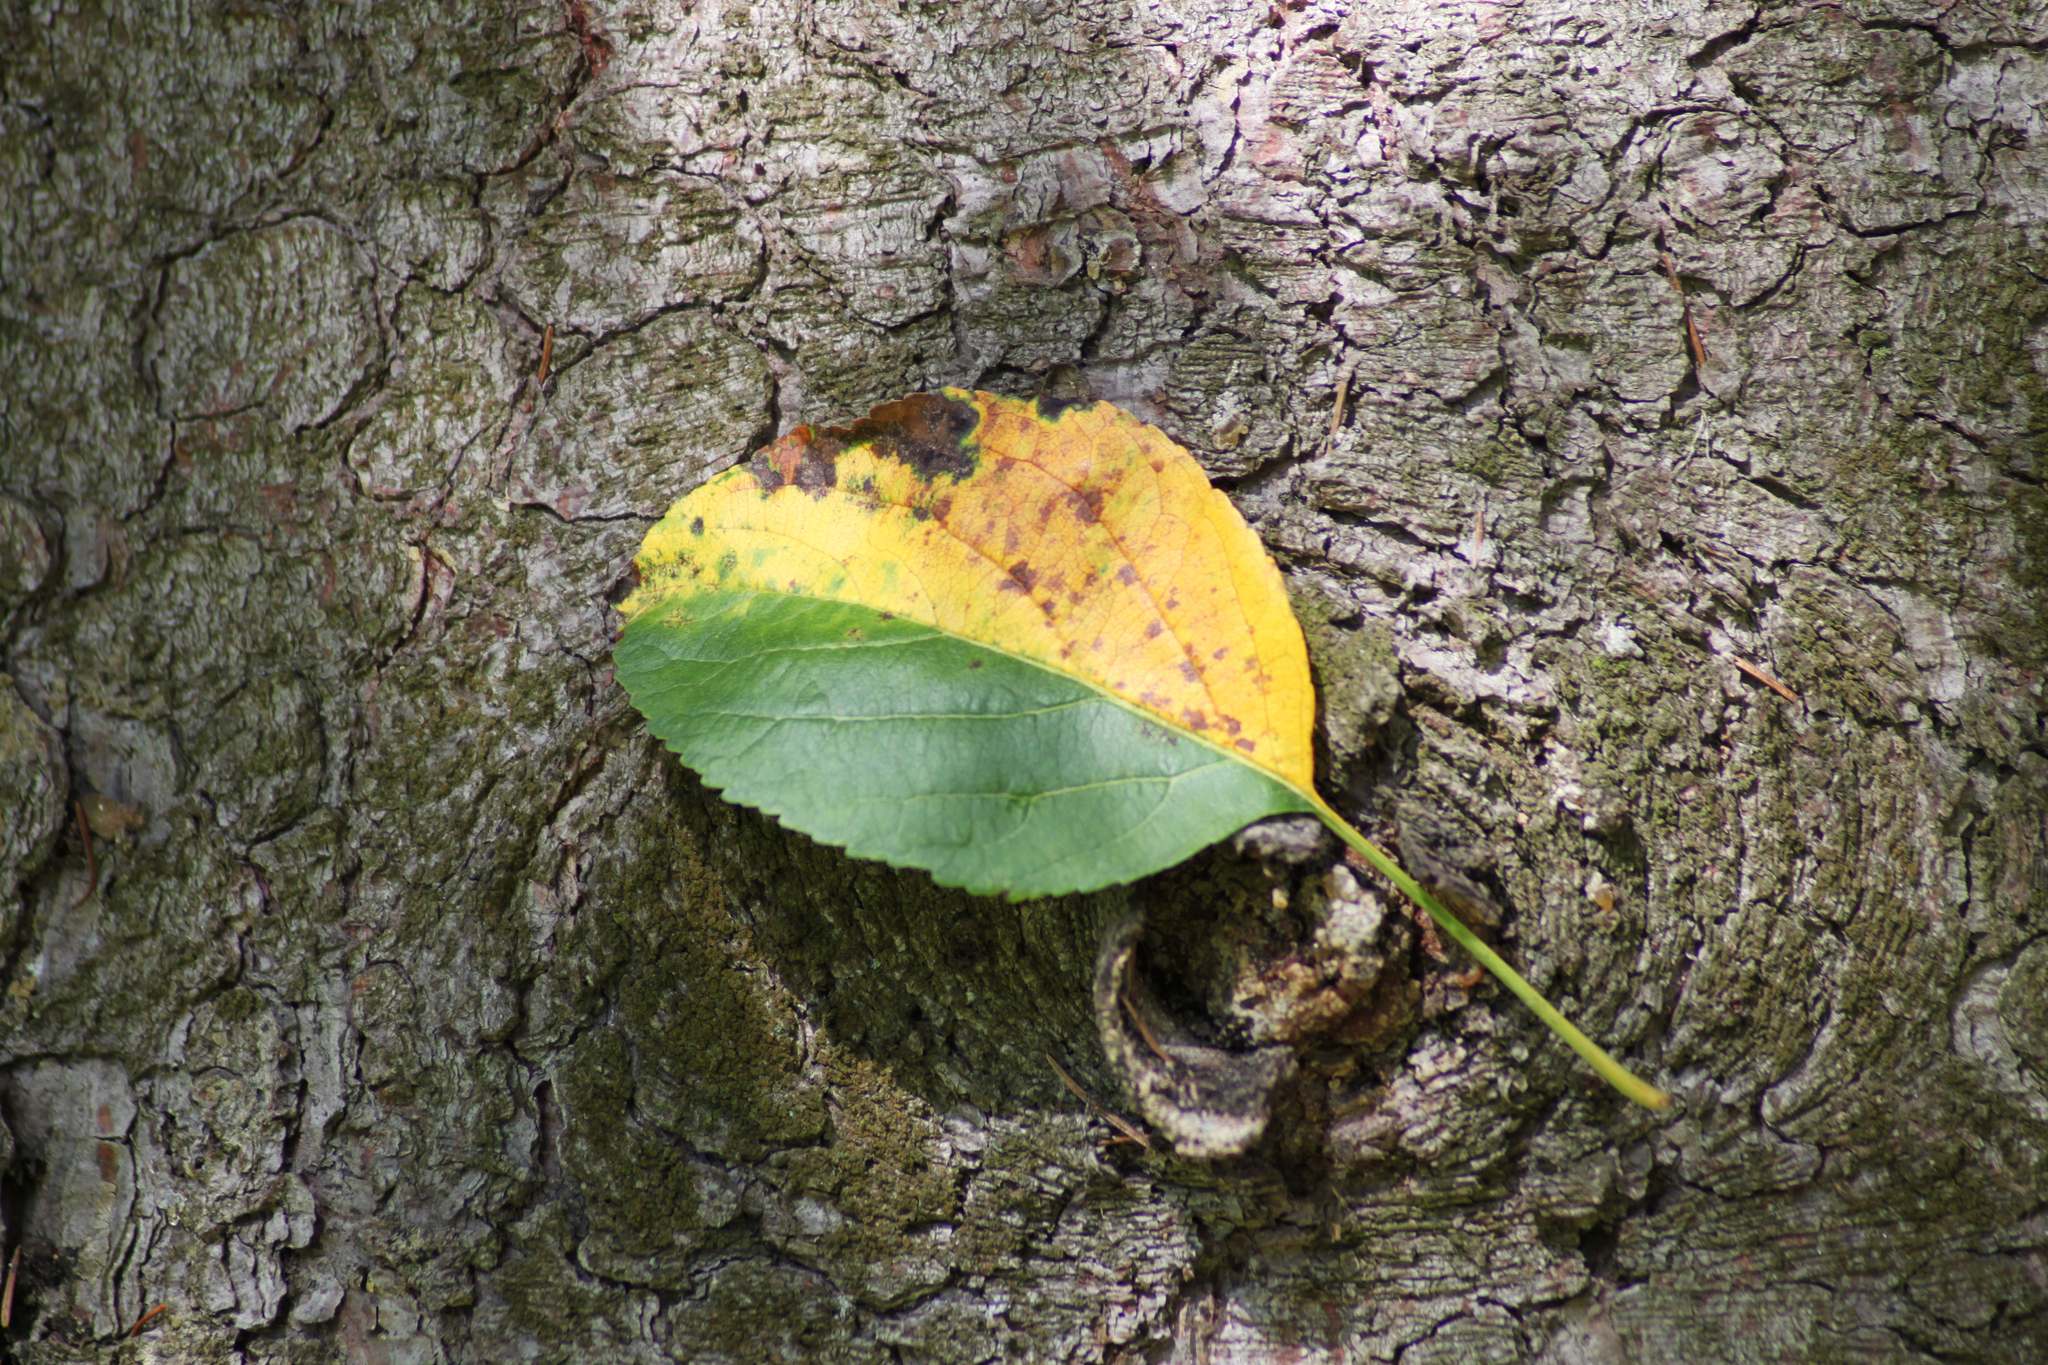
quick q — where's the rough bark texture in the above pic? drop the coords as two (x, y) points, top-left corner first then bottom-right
(3, 0), (2046, 1361)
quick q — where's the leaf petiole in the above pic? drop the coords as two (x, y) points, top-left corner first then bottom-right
(1302, 792), (1673, 1111)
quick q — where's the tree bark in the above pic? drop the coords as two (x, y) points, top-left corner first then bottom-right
(3, 1), (2045, 1362)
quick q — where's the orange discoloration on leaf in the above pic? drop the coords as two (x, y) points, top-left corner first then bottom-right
(628, 389), (1316, 789)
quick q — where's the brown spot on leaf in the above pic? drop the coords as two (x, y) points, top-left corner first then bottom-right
(1117, 565), (1139, 585)
(795, 453), (836, 494)
(1182, 708), (1209, 731)
(969, 659), (984, 669)
(1144, 620), (1164, 639)
(751, 427), (842, 494)
(828, 392), (981, 480)
(1223, 716), (1241, 735)
(1179, 662), (1200, 681)
(690, 516), (704, 535)
(1234, 738), (1256, 752)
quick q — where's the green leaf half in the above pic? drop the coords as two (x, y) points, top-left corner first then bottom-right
(615, 587), (1317, 898)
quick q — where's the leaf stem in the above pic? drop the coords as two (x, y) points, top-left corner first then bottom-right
(1304, 793), (1672, 1111)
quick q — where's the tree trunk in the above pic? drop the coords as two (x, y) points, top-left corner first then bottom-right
(3, 1), (2044, 1361)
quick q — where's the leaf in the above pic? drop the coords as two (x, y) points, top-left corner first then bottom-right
(616, 390), (1669, 1110)
(617, 391), (1319, 897)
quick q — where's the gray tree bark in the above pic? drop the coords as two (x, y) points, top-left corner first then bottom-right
(2, 0), (2045, 1361)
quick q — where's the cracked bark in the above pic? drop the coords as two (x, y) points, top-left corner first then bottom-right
(2, 1), (2045, 1361)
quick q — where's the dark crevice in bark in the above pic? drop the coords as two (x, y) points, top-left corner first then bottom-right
(1686, 7), (1767, 68)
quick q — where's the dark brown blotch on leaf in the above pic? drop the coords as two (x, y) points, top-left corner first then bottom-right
(794, 454), (836, 494)
(751, 427), (842, 495)
(830, 392), (981, 481)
